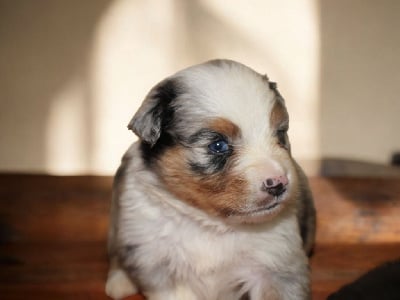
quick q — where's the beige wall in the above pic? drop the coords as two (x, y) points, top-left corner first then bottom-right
(0, 0), (110, 173)
(0, 0), (399, 174)
(320, 0), (400, 163)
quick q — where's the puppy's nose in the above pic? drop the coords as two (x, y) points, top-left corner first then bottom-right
(262, 175), (288, 197)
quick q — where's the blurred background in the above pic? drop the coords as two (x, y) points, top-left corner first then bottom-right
(0, 0), (399, 175)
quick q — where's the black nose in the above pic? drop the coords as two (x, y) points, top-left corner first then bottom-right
(262, 182), (286, 197)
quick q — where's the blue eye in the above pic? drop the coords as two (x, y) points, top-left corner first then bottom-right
(208, 140), (230, 154)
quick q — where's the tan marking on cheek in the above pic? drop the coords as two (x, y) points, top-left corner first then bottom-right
(208, 118), (241, 139)
(156, 145), (249, 218)
(270, 100), (289, 129)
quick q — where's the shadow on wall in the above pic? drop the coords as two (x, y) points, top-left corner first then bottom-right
(319, 0), (400, 164)
(0, 0), (110, 172)
(1, 0), (296, 174)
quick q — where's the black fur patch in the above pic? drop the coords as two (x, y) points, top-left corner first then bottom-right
(276, 129), (289, 150)
(140, 79), (181, 165)
(268, 81), (277, 90)
(189, 154), (230, 175)
(149, 79), (179, 134)
(140, 132), (176, 165)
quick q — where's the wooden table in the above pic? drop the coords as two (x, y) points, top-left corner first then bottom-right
(1, 174), (399, 299)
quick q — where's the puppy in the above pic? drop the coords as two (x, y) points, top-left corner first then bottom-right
(106, 59), (316, 300)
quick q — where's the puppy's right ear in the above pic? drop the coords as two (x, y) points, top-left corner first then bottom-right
(128, 79), (179, 147)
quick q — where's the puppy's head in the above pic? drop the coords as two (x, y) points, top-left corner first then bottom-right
(129, 59), (298, 224)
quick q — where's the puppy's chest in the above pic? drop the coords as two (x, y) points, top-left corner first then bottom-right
(138, 215), (283, 276)
(143, 221), (232, 271)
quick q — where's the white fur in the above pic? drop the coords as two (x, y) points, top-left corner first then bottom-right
(106, 268), (138, 299)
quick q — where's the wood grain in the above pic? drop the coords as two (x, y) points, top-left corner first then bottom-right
(311, 177), (400, 244)
(0, 174), (399, 299)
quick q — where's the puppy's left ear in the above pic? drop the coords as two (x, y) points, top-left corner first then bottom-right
(268, 81), (285, 103)
(128, 78), (179, 147)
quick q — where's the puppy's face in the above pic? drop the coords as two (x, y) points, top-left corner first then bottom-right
(129, 60), (298, 224)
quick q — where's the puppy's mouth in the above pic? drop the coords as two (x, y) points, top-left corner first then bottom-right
(223, 193), (288, 222)
(264, 199), (281, 210)
(246, 197), (284, 216)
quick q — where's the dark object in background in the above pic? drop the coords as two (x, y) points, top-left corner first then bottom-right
(328, 259), (400, 300)
(391, 152), (400, 166)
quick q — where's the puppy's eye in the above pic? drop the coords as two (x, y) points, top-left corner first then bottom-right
(208, 140), (230, 154)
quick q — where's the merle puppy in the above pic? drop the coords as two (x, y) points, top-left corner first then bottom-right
(106, 60), (316, 300)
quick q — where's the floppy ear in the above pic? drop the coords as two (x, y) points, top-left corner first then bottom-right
(128, 78), (179, 147)
(268, 81), (285, 104)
